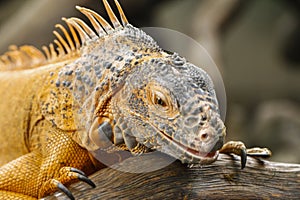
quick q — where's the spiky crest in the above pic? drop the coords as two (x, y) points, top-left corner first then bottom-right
(0, 0), (128, 71)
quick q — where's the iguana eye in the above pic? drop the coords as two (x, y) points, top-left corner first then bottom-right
(152, 91), (168, 107)
(146, 82), (179, 117)
(146, 81), (181, 117)
(147, 84), (170, 110)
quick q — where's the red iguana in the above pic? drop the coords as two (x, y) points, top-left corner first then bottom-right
(0, 0), (271, 199)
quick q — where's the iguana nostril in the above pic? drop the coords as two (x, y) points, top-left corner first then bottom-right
(201, 115), (207, 121)
(201, 133), (209, 141)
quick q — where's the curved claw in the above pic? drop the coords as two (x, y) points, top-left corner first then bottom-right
(69, 167), (96, 188)
(78, 174), (96, 188)
(69, 167), (86, 176)
(56, 181), (75, 200)
(240, 148), (247, 169)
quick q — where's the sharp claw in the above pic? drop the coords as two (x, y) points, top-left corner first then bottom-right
(70, 167), (96, 188)
(57, 181), (75, 200)
(69, 167), (86, 176)
(241, 148), (247, 169)
(78, 174), (96, 188)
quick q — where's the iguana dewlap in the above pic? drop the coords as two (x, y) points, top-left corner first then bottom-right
(0, 0), (271, 199)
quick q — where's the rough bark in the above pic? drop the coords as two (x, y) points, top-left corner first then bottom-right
(45, 153), (300, 200)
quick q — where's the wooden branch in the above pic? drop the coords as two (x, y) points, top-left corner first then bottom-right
(44, 153), (300, 200)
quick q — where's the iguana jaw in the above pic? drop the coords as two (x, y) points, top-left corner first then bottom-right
(87, 114), (220, 164)
(158, 129), (219, 164)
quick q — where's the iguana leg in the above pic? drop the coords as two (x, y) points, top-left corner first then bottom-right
(37, 127), (97, 199)
(0, 191), (37, 200)
(0, 126), (97, 199)
(0, 151), (42, 199)
(220, 141), (272, 169)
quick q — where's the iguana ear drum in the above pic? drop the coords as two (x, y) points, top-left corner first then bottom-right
(89, 118), (113, 149)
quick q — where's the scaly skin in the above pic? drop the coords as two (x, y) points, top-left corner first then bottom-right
(0, 0), (271, 199)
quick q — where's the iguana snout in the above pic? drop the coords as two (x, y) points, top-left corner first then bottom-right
(165, 95), (226, 164)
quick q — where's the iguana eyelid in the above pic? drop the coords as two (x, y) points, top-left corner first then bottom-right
(152, 90), (168, 108)
(145, 83), (180, 120)
(147, 83), (173, 111)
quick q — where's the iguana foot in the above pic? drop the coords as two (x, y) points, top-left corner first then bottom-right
(220, 141), (272, 169)
(220, 141), (247, 169)
(39, 167), (95, 200)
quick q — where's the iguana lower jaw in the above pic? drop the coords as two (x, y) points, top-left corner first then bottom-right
(86, 112), (223, 165)
(155, 127), (223, 164)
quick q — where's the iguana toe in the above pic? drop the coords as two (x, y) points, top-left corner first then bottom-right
(68, 167), (96, 188)
(219, 141), (247, 169)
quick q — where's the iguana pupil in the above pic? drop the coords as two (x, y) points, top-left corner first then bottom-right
(156, 97), (164, 106)
(154, 94), (167, 107)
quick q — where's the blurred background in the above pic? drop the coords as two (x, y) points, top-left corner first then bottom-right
(0, 0), (299, 163)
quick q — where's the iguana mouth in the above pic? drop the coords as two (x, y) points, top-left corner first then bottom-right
(164, 131), (217, 156)
(156, 128), (219, 163)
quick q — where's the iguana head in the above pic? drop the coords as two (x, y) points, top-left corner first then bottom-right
(108, 52), (225, 164)
(49, 0), (225, 165)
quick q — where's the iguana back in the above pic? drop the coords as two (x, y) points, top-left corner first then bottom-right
(0, 59), (72, 165)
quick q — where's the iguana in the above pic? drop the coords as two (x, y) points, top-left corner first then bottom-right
(0, 0), (271, 199)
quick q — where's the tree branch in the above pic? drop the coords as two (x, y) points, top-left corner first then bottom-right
(45, 153), (300, 200)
